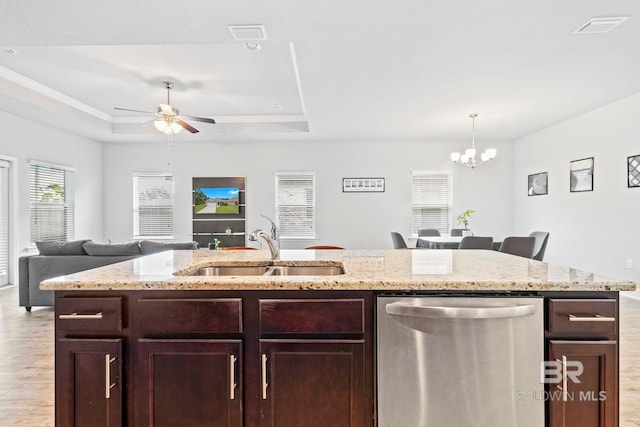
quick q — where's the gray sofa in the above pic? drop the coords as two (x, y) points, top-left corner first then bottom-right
(19, 239), (198, 311)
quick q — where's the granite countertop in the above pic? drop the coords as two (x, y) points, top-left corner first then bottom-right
(40, 249), (636, 292)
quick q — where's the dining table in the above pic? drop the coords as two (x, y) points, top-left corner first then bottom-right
(417, 236), (502, 250)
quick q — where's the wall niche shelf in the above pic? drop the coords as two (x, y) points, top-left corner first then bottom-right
(192, 177), (246, 248)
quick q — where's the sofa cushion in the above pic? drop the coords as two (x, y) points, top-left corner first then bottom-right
(83, 241), (142, 256)
(36, 239), (91, 255)
(140, 240), (199, 254)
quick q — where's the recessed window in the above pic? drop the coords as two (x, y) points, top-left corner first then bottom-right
(29, 161), (76, 242)
(275, 172), (316, 239)
(133, 173), (174, 239)
(411, 172), (452, 237)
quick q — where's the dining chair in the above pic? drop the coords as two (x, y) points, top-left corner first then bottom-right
(450, 228), (465, 236)
(304, 245), (345, 250)
(458, 236), (493, 250)
(529, 231), (550, 261)
(390, 232), (408, 249)
(498, 237), (536, 258)
(418, 228), (441, 237)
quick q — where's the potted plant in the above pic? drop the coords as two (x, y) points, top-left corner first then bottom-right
(456, 209), (475, 231)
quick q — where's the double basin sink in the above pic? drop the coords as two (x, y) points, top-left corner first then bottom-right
(185, 263), (345, 277)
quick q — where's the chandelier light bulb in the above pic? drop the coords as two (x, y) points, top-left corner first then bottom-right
(451, 152), (461, 162)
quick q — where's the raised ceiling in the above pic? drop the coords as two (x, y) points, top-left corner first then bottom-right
(1, 0), (640, 143)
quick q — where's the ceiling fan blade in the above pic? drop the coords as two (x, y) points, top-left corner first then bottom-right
(113, 107), (157, 115)
(181, 114), (216, 124)
(176, 119), (200, 133)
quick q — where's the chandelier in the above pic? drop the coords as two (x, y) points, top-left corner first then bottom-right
(450, 114), (496, 168)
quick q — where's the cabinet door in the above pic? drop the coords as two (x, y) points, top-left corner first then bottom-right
(56, 338), (122, 427)
(548, 340), (617, 427)
(260, 340), (365, 427)
(136, 339), (242, 427)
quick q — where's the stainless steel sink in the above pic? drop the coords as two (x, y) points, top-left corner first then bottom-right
(187, 266), (271, 276)
(185, 264), (344, 276)
(266, 265), (345, 276)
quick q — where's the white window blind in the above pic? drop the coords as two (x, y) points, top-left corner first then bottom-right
(411, 172), (452, 237)
(133, 173), (174, 238)
(275, 173), (316, 239)
(0, 160), (9, 285)
(29, 161), (75, 242)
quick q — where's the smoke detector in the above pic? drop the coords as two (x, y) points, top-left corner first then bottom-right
(572, 17), (629, 34)
(228, 25), (268, 41)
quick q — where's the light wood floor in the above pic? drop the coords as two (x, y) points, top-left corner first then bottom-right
(0, 285), (638, 426)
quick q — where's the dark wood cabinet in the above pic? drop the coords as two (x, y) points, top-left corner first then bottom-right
(55, 291), (373, 427)
(135, 339), (243, 427)
(548, 341), (617, 427)
(53, 289), (623, 427)
(259, 340), (366, 427)
(545, 294), (619, 427)
(56, 338), (122, 427)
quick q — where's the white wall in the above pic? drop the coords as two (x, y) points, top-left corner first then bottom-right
(513, 93), (640, 284)
(0, 110), (105, 257)
(102, 138), (513, 249)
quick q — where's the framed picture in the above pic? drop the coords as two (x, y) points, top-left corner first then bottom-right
(628, 154), (640, 188)
(528, 172), (548, 196)
(342, 177), (385, 192)
(570, 157), (594, 192)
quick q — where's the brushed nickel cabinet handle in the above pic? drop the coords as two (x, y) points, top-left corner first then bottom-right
(59, 312), (103, 320)
(105, 354), (116, 399)
(561, 356), (568, 402)
(261, 354), (268, 400)
(568, 314), (615, 322)
(230, 355), (237, 400)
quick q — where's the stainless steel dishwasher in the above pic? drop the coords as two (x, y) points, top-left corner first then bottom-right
(377, 296), (544, 427)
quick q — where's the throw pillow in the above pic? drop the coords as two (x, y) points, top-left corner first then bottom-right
(36, 239), (91, 255)
(140, 240), (199, 254)
(83, 241), (142, 256)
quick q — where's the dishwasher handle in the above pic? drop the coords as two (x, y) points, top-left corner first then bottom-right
(386, 302), (536, 319)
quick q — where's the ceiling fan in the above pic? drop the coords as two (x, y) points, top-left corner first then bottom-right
(113, 81), (215, 141)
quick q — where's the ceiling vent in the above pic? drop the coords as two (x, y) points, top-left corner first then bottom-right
(228, 25), (268, 41)
(572, 17), (629, 34)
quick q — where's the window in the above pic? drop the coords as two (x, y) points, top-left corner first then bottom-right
(0, 160), (9, 285)
(411, 172), (452, 237)
(133, 173), (174, 238)
(29, 161), (76, 242)
(275, 172), (316, 239)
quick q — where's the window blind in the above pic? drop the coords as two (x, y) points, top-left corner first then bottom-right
(133, 173), (174, 238)
(29, 161), (75, 242)
(275, 173), (316, 239)
(0, 160), (9, 284)
(411, 173), (452, 236)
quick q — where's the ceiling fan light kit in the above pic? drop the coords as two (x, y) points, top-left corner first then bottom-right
(450, 113), (496, 168)
(113, 81), (215, 145)
(154, 117), (183, 134)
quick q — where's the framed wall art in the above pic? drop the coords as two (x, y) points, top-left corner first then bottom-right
(527, 172), (548, 196)
(628, 154), (640, 188)
(570, 157), (594, 192)
(342, 177), (385, 192)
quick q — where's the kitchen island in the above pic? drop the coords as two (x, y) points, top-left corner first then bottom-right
(42, 249), (635, 427)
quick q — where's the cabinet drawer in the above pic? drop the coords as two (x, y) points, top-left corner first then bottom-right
(138, 298), (242, 335)
(259, 299), (364, 334)
(547, 299), (617, 335)
(56, 297), (123, 332)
